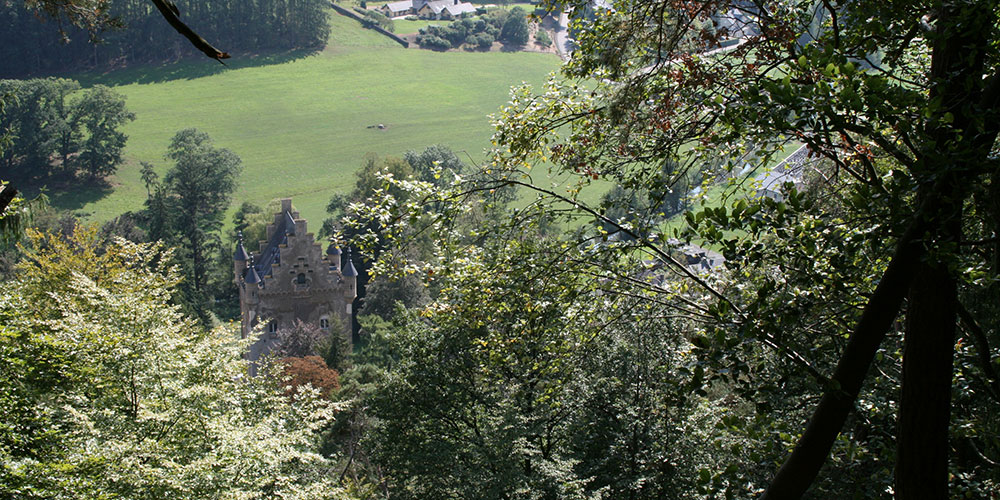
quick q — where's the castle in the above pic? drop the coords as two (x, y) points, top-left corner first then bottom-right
(233, 198), (357, 370)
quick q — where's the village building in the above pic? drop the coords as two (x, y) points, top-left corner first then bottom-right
(754, 145), (808, 202)
(233, 198), (357, 372)
(379, 0), (476, 19)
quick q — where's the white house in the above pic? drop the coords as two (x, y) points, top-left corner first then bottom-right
(380, 0), (475, 19)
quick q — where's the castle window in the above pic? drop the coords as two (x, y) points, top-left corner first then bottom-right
(296, 273), (306, 284)
(268, 320), (277, 334)
(320, 317), (329, 329)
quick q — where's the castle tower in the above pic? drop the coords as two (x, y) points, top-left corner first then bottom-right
(233, 198), (357, 372)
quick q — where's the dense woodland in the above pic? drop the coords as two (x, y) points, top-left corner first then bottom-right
(0, 0), (329, 76)
(2, 0), (1000, 499)
(0, 78), (134, 183)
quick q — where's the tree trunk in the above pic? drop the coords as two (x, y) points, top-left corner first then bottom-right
(895, 250), (958, 499)
(894, 0), (992, 491)
(763, 0), (998, 495)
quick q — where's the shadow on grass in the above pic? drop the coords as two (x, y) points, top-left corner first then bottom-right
(8, 170), (114, 215)
(75, 48), (320, 86)
(46, 183), (114, 215)
(500, 42), (527, 52)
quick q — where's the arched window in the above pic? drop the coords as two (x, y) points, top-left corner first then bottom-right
(296, 273), (306, 284)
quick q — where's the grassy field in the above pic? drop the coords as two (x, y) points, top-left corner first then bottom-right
(60, 11), (561, 227)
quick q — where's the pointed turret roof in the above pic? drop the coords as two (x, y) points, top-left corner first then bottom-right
(245, 260), (262, 284)
(326, 242), (342, 255)
(233, 231), (249, 261)
(342, 247), (358, 277)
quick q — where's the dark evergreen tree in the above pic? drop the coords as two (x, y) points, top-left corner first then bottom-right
(159, 128), (242, 322)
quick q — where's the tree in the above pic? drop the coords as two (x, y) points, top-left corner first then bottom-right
(346, 0), (1000, 497)
(499, 6), (529, 46)
(282, 355), (341, 398)
(403, 144), (466, 187)
(277, 318), (328, 358)
(161, 128), (242, 321)
(73, 84), (135, 179)
(484, 0), (1000, 497)
(1, 227), (350, 499)
(0, 78), (133, 181)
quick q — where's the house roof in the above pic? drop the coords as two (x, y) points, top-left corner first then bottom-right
(754, 145), (808, 193)
(442, 2), (476, 15)
(382, 0), (417, 12)
(251, 211), (294, 279)
(418, 1), (445, 13)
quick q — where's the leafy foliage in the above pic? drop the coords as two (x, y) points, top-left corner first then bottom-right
(283, 356), (341, 398)
(0, 78), (133, 182)
(0, 227), (349, 499)
(499, 6), (529, 46)
(341, 0), (1000, 497)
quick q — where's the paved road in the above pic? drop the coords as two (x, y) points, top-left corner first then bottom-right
(554, 9), (573, 60)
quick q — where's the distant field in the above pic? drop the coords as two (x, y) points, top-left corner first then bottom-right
(62, 11), (561, 227)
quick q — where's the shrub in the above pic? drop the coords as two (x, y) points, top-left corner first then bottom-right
(418, 34), (452, 50)
(534, 28), (552, 47)
(475, 32), (495, 49)
(441, 23), (468, 45)
(405, 15), (418, 20)
(362, 9), (395, 32)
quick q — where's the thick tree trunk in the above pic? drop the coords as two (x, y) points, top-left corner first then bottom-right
(895, 252), (958, 499)
(894, 0), (992, 492)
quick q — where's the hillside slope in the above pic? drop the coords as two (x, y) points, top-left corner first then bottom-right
(62, 12), (560, 226)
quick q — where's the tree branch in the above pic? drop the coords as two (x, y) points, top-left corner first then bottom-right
(150, 0), (229, 62)
(761, 210), (925, 499)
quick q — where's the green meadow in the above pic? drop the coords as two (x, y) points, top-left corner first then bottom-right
(62, 12), (561, 227)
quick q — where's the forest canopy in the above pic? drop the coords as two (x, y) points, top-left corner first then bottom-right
(0, 0), (330, 76)
(1, 0), (998, 498)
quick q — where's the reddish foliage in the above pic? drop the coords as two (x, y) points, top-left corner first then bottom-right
(281, 356), (340, 398)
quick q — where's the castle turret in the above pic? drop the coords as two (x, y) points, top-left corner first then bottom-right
(326, 241), (342, 270)
(233, 231), (249, 285)
(341, 247), (358, 310)
(245, 256), (263, 289)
